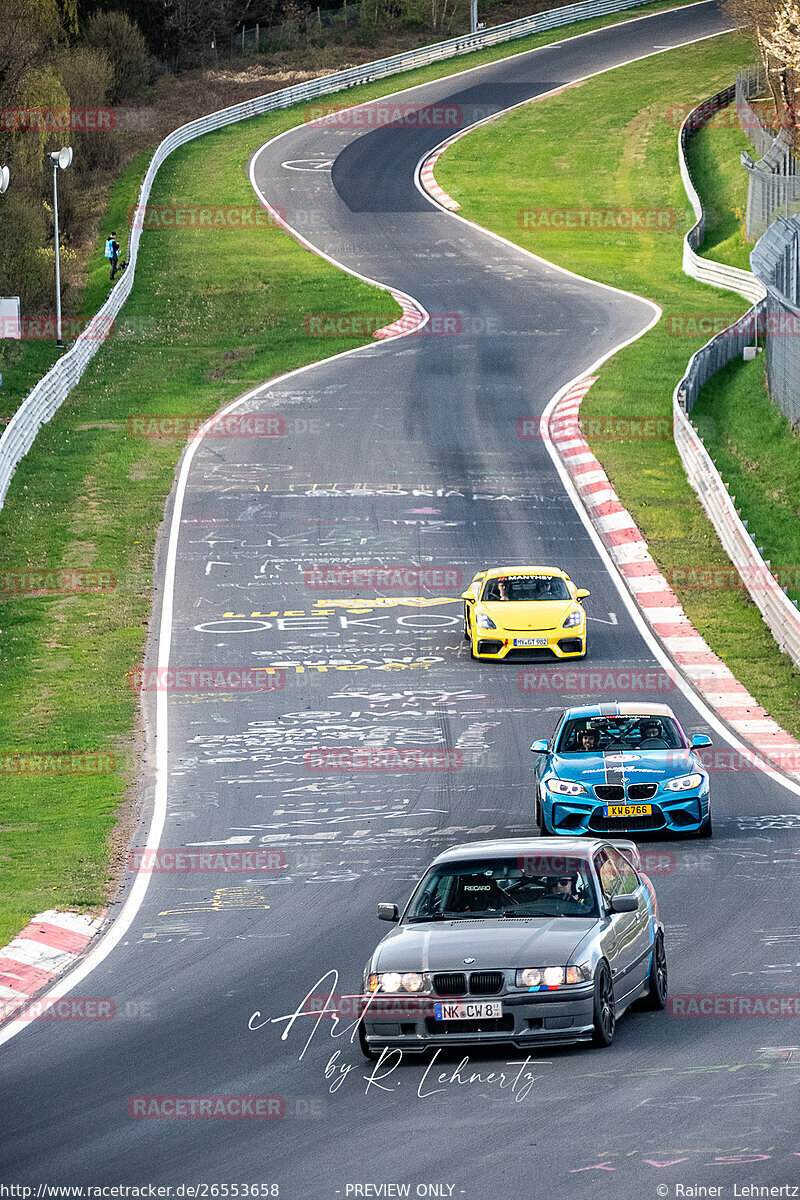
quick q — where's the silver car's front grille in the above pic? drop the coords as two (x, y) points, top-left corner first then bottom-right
(433, 972), (467, 996)
(469, 971), (504, 994)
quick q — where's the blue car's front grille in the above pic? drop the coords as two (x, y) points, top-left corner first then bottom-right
(594, 784), (624, 802)
(627, 783), (658, 800)
(589, 808), (666, 832)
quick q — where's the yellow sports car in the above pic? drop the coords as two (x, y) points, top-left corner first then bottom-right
(462, 566), (590, 660)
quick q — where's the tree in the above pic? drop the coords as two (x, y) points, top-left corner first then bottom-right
(723, 0), (800, 135)
(758, 0), (800, 129)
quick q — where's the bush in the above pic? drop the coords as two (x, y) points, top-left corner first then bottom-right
(0, 192), (52, 311)
(56, 48), (121, 172)
(83, 10), (150, 102)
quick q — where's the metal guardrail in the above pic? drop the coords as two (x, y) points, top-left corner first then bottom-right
(0, 0), (662, 512)
(674, 91), (800, 669)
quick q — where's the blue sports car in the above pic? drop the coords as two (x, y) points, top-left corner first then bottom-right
(531, 702), (713, 838)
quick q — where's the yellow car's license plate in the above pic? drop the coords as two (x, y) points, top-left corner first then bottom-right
(604, 804), (652, 818)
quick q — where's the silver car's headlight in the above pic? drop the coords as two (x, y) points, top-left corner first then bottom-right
(476, 611), (498, 630)
(664, 772), (704, 792)
(562, 609), (583, 629)
(548, 778), (588, 796)
(517, 966), (589, 989)
(368, 971), (427, 993)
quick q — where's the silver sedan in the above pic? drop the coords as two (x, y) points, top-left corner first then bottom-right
(359, 836), (667, 1055)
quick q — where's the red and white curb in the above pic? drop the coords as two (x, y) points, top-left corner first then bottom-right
(373, 289), (428, 338)
(551, 379), (800, 781)
(0, 910), (106, 1020)
(419, 143), (464, 211)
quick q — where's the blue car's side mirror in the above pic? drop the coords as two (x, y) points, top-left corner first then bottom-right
(530, 739), (549, 754)
(692, 734), (712, 748)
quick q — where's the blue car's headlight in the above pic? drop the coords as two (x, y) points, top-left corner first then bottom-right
(664, 772), (705, 792)
(548, 779), (588, 796)
(562, 610), (583, 629)
(476, 612), (498, 630)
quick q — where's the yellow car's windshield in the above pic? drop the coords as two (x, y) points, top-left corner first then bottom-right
(482, 575), (570, 602)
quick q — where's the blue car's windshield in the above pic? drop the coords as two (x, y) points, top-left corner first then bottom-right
(482, 575), (570, 602)
(557, 715), (685, 753)
(405, 857), (600, 920)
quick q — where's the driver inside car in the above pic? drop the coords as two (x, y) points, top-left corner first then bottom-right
(544, 874), (584, 904)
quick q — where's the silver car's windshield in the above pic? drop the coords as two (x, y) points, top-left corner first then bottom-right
(557, 715), (685, 753)
(405, 858), (600, 921)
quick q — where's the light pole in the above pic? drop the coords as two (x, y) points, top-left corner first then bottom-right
(47, 147), (73, 348)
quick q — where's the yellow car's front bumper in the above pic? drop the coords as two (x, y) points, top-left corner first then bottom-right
(471, 629), (586, 660)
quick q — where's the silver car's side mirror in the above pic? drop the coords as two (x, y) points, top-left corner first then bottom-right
(610, 894), (638, 913)
(530, 739), (548, 753)
(378, 902), (399, 922)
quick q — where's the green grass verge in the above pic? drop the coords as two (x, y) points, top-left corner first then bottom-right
(685, 113), (752, 270)
(0, 0), (705, 947)
(436, 31), (800, 738)
(693, 355), (800, 604)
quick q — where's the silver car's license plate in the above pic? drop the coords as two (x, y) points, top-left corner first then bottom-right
(434, 1001), (502, 1020)
(513, 638), (548, 647)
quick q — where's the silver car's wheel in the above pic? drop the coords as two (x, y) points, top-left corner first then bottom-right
(591, 963), (616, 1047)
(641, 933), (668, 1010)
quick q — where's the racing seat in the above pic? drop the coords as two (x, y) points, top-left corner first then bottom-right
(448, 874), (511, 913)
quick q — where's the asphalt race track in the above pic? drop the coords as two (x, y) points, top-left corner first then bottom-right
(4, 3), (800, 1195)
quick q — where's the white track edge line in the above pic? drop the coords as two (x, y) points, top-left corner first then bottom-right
(0, 4), (754, 1051)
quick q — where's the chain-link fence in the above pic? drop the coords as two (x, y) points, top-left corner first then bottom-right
(750, 214), (800, 428)
(737, 67), (800, 239)
(233, 4), (363, 53)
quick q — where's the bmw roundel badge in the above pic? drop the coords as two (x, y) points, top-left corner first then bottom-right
(463, 958), (475, 964)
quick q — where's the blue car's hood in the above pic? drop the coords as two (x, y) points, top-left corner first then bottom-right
(550, 748), (698, 783)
